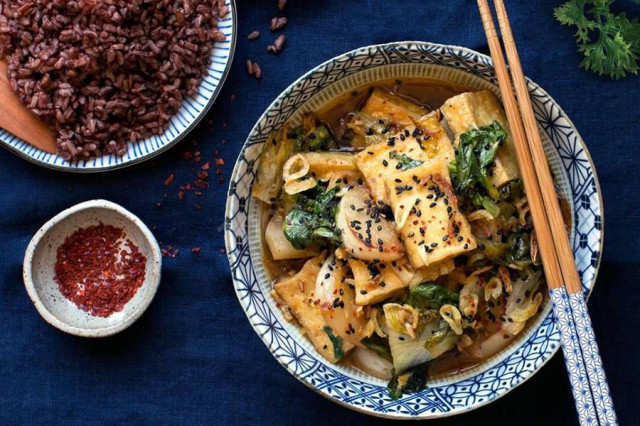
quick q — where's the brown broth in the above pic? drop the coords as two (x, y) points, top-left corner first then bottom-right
(315, 78), (469, 132)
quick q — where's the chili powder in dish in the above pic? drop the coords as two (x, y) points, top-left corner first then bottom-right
(54, 224), (147, 318)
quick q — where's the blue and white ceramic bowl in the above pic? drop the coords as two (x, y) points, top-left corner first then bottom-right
(225, 41), (603, 419)
(0, 0), (236, 172)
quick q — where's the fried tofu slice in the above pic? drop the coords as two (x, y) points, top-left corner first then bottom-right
(441, 90), (520, 188)
(274, 254), (354, 363)
(354, 110), (455, 206)
(385, 161), (477, 268)
(349, 258), (455, 305)
(349, 259), (407, 305)
(361, 88), (428, 127)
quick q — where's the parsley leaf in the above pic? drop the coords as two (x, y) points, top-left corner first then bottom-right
(555, 0), (640, 79)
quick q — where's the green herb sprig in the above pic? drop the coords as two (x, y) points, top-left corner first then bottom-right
(554, 0), (640, 79)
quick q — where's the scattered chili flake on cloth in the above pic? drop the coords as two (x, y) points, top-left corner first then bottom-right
(54, 224), (147, 318)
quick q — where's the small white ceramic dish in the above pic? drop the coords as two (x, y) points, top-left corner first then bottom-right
(23, 200), (162, 337)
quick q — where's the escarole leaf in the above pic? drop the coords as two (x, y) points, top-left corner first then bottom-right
(387, 363), (429, 400)
(505, 231), (532, 268)
(449, 121), (507, 215)
(289, 115), (339, 152)
(554, 0), (640, 79)
(406, 283), (460, 310)
(282, 187), (341, 249)
(283, 209), (340, 250)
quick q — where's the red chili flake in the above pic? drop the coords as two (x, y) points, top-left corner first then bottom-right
(156, 202), (162, 208)
(164, 173), (175, 186)
(192, 247), (202, 254)
(215, 158), (225, 166)
(215, 169), (223, 175)
(178, 190), (185, 201)
(182, 151), (193, 160)
(185, 183), (193, 191)
(195, 204), (202, 211)
(220, 248), (226, 254)
(161, 245), (180, 258)
(54, 224), (146, 318)
(230, 94), (236, 101)
(201, 162), (211, 171)
(195, 191), (203, 197)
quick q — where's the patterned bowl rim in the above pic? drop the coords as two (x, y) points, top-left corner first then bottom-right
(0, 0), (237, 173)
(225, 41), (604, 419)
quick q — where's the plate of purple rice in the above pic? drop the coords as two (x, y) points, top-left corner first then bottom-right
(0, 0), (236, 172)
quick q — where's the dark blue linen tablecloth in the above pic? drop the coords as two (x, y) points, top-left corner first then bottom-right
(1, 0), (639, 424)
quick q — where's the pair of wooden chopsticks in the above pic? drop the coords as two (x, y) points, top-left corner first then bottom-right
(477, 1), (617, 425)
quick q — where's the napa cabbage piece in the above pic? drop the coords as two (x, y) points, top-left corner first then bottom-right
(383, 304), (458, 374)
(336, 186), (404, 262)
(315, 255), (367, 346)
(252, 130), (294, 204)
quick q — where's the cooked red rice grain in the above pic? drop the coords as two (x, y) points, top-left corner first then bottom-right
(270, 16), (287, 32)
(274, 35), (286, 51)
(252, 63), (262, 79)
